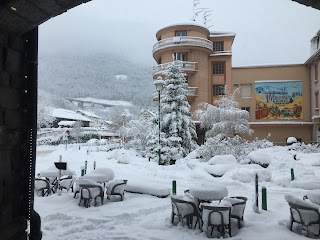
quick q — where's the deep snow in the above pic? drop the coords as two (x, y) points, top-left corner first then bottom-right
(34, 143), (320, 240)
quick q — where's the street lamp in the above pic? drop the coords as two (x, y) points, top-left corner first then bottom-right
(154, 76), (165, 165)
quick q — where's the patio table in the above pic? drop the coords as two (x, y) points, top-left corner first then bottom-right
(82, 167), (115, 184)
(189, 182), (228, 203)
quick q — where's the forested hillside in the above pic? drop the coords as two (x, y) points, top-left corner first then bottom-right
(38, 53), (155, 107)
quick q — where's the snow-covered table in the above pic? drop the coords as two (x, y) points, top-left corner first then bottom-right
(39, 165), (74, 178)
(189, 183), (228, 202)
(82, 167), (114, 184)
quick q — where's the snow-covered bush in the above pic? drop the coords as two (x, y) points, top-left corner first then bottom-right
(287, 142), (320, 154)
(197, 135), (273, 161)
(246, 150), (271, 168)
(286, 136), (297, 145)
(195, 87), (253, 138)
(126, 119), (154, 152)
(37, 135), (63, 145)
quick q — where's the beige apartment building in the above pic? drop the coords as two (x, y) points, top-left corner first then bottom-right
(152, 20), (318, 144)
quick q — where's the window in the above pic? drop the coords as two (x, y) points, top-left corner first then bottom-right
(213, 41), (224, 52)
(175, 52), (188, 61)
(175, 31), (187, 36)
(316, 91), (319, 109)
(213, 85), (225, 96)
(315, 63), (318, 81)
(213, 62), (225, 75)
(234, 84), (252, 98)
(241, 107), (250, 116)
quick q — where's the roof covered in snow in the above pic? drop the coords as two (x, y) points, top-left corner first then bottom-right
(70, 97), (132, 107)
(156, 19), (209, 36)
(76, 110), (101, 119)
(51, 108), (92, 122)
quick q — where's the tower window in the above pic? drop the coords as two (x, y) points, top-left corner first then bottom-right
(213, 85), (225, 96)
(213, 62), (225, 75)
(175, 52), (188, 61)
(175, 31), (187, 36)
(213, 41), (224, 52)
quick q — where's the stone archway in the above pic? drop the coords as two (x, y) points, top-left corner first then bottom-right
(0, 2), (92, 239)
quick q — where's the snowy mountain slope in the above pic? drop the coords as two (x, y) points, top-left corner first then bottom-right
(38, 53), (155, 107)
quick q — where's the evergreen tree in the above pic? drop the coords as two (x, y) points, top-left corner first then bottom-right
(159, 60), (197, 162)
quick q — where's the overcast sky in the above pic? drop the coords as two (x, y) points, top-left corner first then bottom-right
(39, 0), (320, 67)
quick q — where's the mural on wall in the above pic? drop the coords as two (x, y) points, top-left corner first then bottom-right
(255, 80), (303, 120)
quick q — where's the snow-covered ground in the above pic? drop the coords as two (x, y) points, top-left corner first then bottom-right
(35, 143), (320, 240)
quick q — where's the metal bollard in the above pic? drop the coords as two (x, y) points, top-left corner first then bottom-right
(291, 168), (294, 181)
(85, 160), (88, 174)
(172, 180), (176, 195)
(254, 173), (259, 213)
(262, 186), (267, 211)
(80, 166), (85, 176)
(93, 161), (96, 170)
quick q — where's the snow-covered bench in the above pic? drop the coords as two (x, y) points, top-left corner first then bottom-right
(284, 194), (320, 237)
(125, 180), (170, 198)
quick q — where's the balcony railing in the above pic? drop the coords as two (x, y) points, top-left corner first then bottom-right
(152, 36), (213, 54)
(152, 61), (198, 76)
(152, 86), (198, 100)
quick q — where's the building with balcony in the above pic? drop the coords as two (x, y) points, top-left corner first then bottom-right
(152, 20), (316, 144)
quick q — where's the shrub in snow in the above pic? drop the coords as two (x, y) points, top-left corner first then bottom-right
(37, 135), (63, 146)
(195, 87), (253, 139)
(126, 119), (153, 152)
(208, 155), (237, 165)
(286, 136), (297, 145)
(287, 142), (320, 154)
(246, 150), (271, 168)
(117, 153), (130, 164)
(204, 164), (234, 177)
(197, 135), (273, 162)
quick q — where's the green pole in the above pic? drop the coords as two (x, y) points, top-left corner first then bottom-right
(291, 168), (294, 181)
(80, 166), (85, 176)
(262, 186), (267, 211)
(172, 180), (176, 195)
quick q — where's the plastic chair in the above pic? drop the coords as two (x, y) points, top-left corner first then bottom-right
(34, 178), (51, 197)
(201, 205), (232, 238)
(285, 195), (320, 237)
(59, 176), (74, 192)
(78, 184), (104, 207)
(171, 195), (201, 229)
(106, 180), (127, 201)
(226, 196), (247, 229)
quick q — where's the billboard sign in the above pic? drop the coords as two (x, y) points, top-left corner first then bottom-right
(255, 80), (303, 120)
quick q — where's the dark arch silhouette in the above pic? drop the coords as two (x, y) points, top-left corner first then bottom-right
(0, 1), (92, 239)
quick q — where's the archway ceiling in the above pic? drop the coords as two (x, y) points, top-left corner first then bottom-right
(0, 0), (91, 35)
(292, 0), (320, 10)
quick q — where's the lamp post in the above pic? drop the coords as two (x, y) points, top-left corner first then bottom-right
(154, 76), (165, 165)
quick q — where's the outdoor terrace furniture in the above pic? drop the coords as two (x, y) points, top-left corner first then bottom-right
(78, 184), (104, 208)
(59, 175), (74, 192)
(224, 196), (247, 229)
(170, 195), (201, 229)
(82, 167), (115, 187)
(74, 178), (102, 198)
(285, 194), (320, 237)
(201, 202), (232, 238)
(106, 180), (127, 201)
(189, 182), (228, 203)
(34, 178), (51, 197)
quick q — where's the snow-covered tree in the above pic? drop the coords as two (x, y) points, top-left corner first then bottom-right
(196, 87), (253, 138)
(37, 101), (54, 130)
(126, 119), (153, 152)
(157, 60), (197, 163)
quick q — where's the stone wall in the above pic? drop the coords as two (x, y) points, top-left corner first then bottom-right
(0, 28), (38, 240)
